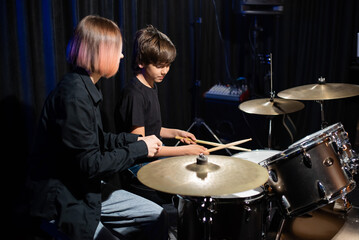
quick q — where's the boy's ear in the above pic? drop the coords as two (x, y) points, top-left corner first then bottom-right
(138, 63), (144, 69)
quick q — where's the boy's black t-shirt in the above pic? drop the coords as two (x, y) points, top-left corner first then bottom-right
(115, 77), (162, 139)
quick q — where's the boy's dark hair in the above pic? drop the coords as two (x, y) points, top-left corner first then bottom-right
(132, 25), (176, 73)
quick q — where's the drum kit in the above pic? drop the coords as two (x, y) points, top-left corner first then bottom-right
(137, 71), (359, 239)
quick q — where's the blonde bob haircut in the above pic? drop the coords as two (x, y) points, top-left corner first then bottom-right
(66, 15), (123, 78)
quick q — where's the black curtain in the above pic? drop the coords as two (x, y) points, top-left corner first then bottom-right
(1, 0), (359, 237)
(278, 0), (359, 143)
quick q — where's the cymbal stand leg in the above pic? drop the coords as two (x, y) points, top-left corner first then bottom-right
(275, 217), (286, 240)
(201, 121), (232, 155)
(317, 100), (328, 129)
(177, 117), (232, 155)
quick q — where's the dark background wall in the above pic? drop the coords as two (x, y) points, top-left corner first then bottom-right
(1, 0), (359, 237)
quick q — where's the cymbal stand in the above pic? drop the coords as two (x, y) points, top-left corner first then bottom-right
(177, 0), (232, 155)
(268, 116), (274, 149)
(182, 118), (232, 156)
(267, 53), (275, 149)
(317, 100), (328, 129)
(316, 77), (329, 129)
(316, 77), (328, 129)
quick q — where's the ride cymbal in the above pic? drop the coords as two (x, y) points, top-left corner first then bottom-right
(137, 155), (268, 197)
(277, 83), (359, 100)
(239, 98), (305, 115)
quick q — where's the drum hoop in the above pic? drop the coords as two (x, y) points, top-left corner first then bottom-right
(242, 190), (265, 203)
(212, 189), (266, 202)
(178, 190), (265, 204)
(262, 136), (331, 166)
(290, 122), (344, 148)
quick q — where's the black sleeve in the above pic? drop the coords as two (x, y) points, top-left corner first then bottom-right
(116, 88), (147, 132)
(62, 96), (148, 179)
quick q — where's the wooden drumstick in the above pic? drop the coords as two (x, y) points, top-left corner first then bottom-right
(175, 136), (252, 152)
(207, 138), (252, 153)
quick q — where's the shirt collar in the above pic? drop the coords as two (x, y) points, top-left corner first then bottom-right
(76, 68), (103, 105)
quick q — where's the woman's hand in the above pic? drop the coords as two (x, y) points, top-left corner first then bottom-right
(139, 135), (162, 157)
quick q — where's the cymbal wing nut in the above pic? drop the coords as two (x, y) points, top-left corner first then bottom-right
(196, 154), (208, 165)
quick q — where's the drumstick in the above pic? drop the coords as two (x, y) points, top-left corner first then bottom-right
(207, 138), (252, 153)
(175, 136), (251, 151)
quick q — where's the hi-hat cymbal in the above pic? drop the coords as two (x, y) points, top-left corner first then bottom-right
(137, 155), (268, 197)
(239, 98), (305, 115)
(277, 83), (359, 100)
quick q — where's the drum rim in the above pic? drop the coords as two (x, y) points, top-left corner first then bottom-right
(289, 122), (344, 148)
(212, 191), (266, 202)
(262, 122), (349, 166)
(261, 137), (331, 166)
(212, 187), (265, 199)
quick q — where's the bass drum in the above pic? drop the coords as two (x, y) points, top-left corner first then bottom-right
(261, 123), (356, 217)
(177, 188), (268, 240)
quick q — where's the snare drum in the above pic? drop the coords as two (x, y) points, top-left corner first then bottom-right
(261, 123), (356, 217)
(233, 149), (281, 164)
(177, 188), (268, 240)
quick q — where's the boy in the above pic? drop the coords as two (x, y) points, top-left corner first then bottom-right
(115, 25), (208, 160)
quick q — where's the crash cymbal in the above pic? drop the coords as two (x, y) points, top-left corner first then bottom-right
(137, 155), (268, 197)
(239, 98), (305, 115)
(277, 83), (359, 100)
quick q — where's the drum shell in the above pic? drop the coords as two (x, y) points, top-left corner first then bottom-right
(290, 122), (358, 173)
(177, 190), (268, 240)
(263, 138), (354, 216)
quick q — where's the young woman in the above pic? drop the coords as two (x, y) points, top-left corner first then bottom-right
(27, 15), (168, 240)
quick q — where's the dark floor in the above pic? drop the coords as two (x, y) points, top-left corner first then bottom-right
(280, 205), (359, 240)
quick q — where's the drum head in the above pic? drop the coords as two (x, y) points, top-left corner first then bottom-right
(261, 147), (300, 166)
(233, 149), (281, 164)
(213, 187), (264, 199)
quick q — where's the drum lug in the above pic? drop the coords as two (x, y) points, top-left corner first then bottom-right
(344, 166), (352, 178)
(348, 150), (359, 174)
(302, 151), (312, 168)
(317, 181), (327, 199)
(331, 141), (340, 154)
(198, 197), (215, 224)
(269, 170), (278, 182)
(244, 205), (252, 222)
(244, 205), (252, 212)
